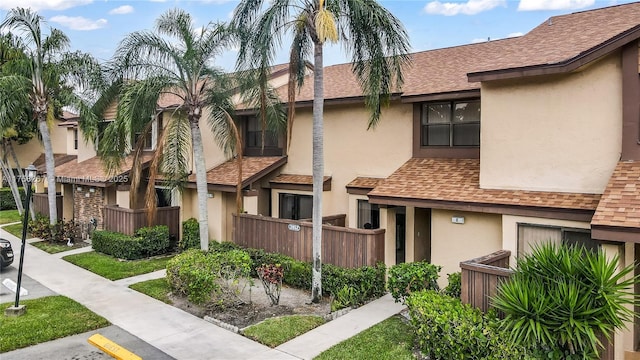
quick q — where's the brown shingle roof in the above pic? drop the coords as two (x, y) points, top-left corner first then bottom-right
(187, 156), (286, 189)
(368, 158), (601, 211)
(55, 152), (154, 185)
(592, 161), (640, 229)
(270, 174), (331, 185)
(346, 177), (384, 190)
(276, 2), (640, 101)
(32, 153), (78, 173)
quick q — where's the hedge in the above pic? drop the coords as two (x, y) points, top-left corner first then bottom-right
(208, 241), (386, 304)
(0, 187), (24, 210)
(406, 290), (528, 360)
(92, 225), (170, 260)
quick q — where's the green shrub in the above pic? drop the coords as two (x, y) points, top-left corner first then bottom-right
(180, 218), (200, 250)
(406, 291), (528, 360)
(166, 248), (252, 306)
(323, 262), (386, 304)
(443, 272), (461, 298)
(166, 249), (220, 304)
(92, 226), (170, 260)
(493, 243), (637, 359)
(0, 187), (23, 210)
(134, 225), (170, 257)
(387, 261), (441, 303)
(209, 243), (386, 304)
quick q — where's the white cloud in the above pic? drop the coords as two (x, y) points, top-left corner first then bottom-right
(109, 5), (134, 15)
(507, 32), (524, 37)
(0, 0), (92, 11)
(471, 37), (489, 43)
(49, 16), (107, 31)
(424, 0), (506, 16)
(518, 0), (594, 11)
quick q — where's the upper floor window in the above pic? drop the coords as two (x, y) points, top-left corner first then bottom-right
(421, 99), (480, 147)
(245, 116), (282, 156)
(73, 129), (78, 150)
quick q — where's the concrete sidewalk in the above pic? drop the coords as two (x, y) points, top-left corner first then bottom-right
(0, 226), (405, 360)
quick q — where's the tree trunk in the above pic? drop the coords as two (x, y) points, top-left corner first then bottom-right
(0, 142), (23, 214)
(190, 120), (210, 250)
(0, 161), (23, 214)
(7, 140), (35, 220)
(311, 41), (324, 303)
(39, 116), (57, 224)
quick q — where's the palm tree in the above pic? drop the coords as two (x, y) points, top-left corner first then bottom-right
(232, 0), (410, 302)
(101, 9), (240, 250)
(1, 8), (102, 225)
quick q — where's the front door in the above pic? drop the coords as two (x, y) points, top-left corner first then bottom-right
(396, 209), (406, 264)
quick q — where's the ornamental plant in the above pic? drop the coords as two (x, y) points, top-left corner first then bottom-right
(492, 243), (638, 359)
(387, 261), (441, 303)
(256, 264), (284, 306)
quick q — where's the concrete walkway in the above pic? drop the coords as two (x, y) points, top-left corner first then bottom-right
(0, 226), (405, 360)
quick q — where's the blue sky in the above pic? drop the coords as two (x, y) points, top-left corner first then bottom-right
(0, 0), (636, 71)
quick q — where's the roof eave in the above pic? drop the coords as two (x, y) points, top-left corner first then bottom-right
(468, 24), (640, 82)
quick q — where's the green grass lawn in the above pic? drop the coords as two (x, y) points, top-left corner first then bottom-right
(0, 295), (110, 353)
(0, 209), (21, 225)
(63, 251), (173, 280)
(2, 222), (24, 238)
(242, 315), (325, 347)
(129, 278), (173, 304)
(31, 240), (88, 254)
(314, 315), (415, 360)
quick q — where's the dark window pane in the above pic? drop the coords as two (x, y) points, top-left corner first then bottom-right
(427, 124), (450, 146)
(279, 193), (312, 220)
(453, 101), (480, 123)
(298, 195), (313, 220)
(453, 123), (480, 146)
(358, 200), (380, 229)
(279, 193), (295, 220)
(426, 103), (451, 124)
(563, 230), (599, 253)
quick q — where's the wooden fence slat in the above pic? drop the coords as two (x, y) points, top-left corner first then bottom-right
(103, 205), (180, 240)
(232, 213), (384, 268)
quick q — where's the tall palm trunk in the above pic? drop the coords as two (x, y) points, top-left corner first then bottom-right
(0, 143), (23, 214)
(311, 41), (324, 303)
(190, 119), (210, 250)
(7, 140), (35, 219)
(38, 115), (57, 224)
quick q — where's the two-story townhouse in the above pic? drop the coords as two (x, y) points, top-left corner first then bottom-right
(237, 3), (640, 357)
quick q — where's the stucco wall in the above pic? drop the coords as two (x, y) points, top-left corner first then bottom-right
(283, 102), (413, 217)
(480, 54), (623, 194)
(8, 120), (68, 169)
(431, 209), (502, 286)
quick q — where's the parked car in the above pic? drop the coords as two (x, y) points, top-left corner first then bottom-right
(0, 238), (14, 268)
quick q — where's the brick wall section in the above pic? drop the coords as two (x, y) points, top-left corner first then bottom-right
(73, 186), (104, 230)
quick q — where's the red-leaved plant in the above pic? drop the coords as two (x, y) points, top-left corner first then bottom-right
(256, 264), (284, 306)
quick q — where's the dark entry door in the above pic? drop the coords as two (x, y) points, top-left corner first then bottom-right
(396, 211), (406, 264)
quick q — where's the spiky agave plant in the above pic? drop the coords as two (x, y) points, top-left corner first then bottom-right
(492, 243), (638, 359)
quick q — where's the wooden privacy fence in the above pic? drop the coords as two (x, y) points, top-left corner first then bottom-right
(460, 250), (614, 360)
(233, 213), (385, 268)
(460, 250), (513, 313)
(103, 205), (180, 239)
(32, 192), (62, 219)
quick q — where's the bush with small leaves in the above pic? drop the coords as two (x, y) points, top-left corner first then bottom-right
(180, 218), (200, 251)
(443, 272), (461, 298)
(387, 261), (441, 303)
(166, 249), (219, 304)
